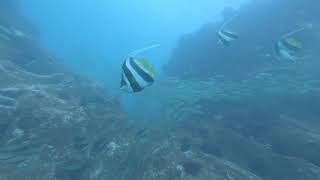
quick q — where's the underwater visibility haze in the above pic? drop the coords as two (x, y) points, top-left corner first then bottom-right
(20, 0), (249, 121)
(0, 0), (320, 179)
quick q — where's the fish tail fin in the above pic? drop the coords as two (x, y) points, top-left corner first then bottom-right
(129, 44), (160, 57)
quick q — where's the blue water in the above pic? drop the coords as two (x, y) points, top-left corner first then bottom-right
(20, 0), (247, 84)
(20, 0), (248, 120)
(1, 1), (320, 179)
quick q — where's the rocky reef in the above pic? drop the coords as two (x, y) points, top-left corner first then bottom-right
(0, 1), (129, 179)
(153, 0), (320, 179)
(2, 1), (255, 180)
(164, 0), (320, 80)
(1, 0), (320, 180)
(143, 73), (320, 179)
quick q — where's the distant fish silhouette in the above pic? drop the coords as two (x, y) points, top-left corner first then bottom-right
(275, 25), (312, 62)
(275, 37), (303, 63)
(217, 15), (239, 46)
(217, 29), (239, 46)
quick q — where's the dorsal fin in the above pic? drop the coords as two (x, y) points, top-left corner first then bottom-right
(129, 44), (160, 57)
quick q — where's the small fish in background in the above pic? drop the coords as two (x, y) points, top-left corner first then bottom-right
(275, 24), (312, 62)
(217, 15), (239, 46)
(120, 45), (159, 93)
(217, 28), (239, 46)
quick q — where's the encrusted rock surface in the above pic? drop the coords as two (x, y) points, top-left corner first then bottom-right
(0, 1), (127, 179)
(1, 1), (320, 180)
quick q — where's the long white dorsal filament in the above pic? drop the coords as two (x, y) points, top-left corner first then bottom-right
(129, 44), (160, 57)
(219, 14), (238, 32)
(281, 24), (312, 39)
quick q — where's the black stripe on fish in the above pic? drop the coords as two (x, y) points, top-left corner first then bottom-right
(221, 30), (238, 39)
(129, 59), (154, 84)
(122, 59), (142, 92)
(218, 32), (231, 46)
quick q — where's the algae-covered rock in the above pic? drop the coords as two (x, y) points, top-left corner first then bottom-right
(0, 1), (126, 179)
(1, 0), (320, 179)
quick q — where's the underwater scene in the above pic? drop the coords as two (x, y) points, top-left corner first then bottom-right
(0, 0), (320, 179)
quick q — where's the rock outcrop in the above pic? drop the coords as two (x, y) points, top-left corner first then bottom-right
(164, 0), (320, 80)
(0, 1), (127, 179)
(2, 0), (320, 180)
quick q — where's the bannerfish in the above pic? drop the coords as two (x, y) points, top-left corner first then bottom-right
(275, 37), (303, 62)
(120, 57), (155, 93)
(217, 28), (239, 46)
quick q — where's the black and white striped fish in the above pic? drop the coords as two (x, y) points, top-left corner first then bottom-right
(120, 57), (155, 93)
(275, 37), (303, 62)
(217, 28), (239, 46)
(274, 25), (312, 62)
